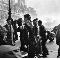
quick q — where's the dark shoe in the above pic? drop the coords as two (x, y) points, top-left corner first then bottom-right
(43, 55), (47, 58)
(57, 55), (60, 58)
(46, 52), (49, 55)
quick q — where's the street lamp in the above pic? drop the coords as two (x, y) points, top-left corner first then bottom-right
(6, 0), (14, 45)
(8, 0), (11, 20)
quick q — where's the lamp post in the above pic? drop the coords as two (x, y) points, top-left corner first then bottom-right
(8, 0), (11, 20)
(7, 0), (14, 45)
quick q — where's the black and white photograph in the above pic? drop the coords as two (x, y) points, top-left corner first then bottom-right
(0, 0), (60, 58)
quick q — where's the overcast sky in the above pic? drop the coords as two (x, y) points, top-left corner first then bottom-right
(25, 0), (60, 25)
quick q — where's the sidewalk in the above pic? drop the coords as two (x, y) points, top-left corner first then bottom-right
(46, 38), (59, 58)
(0, 39), (21, 55)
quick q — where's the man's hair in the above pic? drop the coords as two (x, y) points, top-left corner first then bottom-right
(24, 14), (31, 20)
(33, 18), (38, 22)
(17, 18), (22, 26)
(38, 20), (42, 24)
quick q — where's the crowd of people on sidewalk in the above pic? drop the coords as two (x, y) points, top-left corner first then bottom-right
(0, 14), (59, 58)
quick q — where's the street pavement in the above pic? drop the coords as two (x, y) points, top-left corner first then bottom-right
(12, 37), (59, 58)
(0, 37), (59, 58)
(46, 37), (59, 58)
(0, 39), (21, 58)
